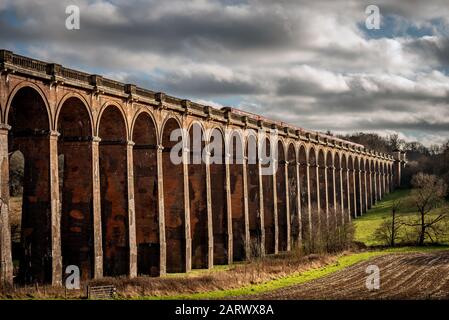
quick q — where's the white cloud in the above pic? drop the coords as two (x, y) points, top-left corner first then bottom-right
(1, 0), (448, 146)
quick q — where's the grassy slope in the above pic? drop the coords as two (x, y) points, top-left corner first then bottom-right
(353, 188), (449, 246)
(139, 246), (448, 300)
(354, 189), (412, 246)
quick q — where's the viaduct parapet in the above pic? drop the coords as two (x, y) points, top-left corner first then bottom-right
(0, 50), (405, 286)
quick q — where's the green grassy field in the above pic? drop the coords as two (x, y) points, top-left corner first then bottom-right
(353, 188), (449, 246)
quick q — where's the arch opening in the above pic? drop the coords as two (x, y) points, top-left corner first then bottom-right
(188, 123), (208, 269)
(58, 97), (94, 281)
(8, 87), (52, 285)
(162, 118), (186, 273)
(318, 150), (326, 229)
(370, 161), (375, 205)
(246, 134), (261, 257)
(210, 128), (228, 265)
(341, 154), (349, 224)
(384, 163), (391, 193)
(309, 148), (319, 239)
(133, 113), (159, 276)
(98, 106), (129, 276)
(367, 161), (372, 209)
(354, 158), (361, 217)
(334, 154), (342, 226)
(375, 162), (379, 203)
(361, 160), (367, 213)
(287, 144), (299, 246)
(348, 156), (356, 218)
(262, 138), (275, 254)
(230, 132), (245, 261)
(380, 162), (383, 200)
(298, 146), (309, 241)
(326, 152), (335, 229)
(276, 141), (287, 252)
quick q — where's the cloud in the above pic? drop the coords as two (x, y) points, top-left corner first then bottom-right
(0, 0), (448, 146)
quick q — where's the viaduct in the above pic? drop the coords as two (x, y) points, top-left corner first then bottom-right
(0, 50), (406, 286)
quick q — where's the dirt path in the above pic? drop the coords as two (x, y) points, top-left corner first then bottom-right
(241, 251), (449, 300)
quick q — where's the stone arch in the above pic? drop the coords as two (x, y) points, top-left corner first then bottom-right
(245, 131), (261, 256)
(287, 143), (299, 246)
(375, 160), (380, 200)
(377, 160), (382, 199)
(308, 146), (319, 237)
(354, 156), (361, 217)
(276, 140), (287, 252)
(371, 160), (376, 205)
(229, 129), (245, 165)
(298, 144), (309, 241)
(341, 153), (349, 224)
(209, 127), (228, 264)
(7, 85), (52, 284)
(55, 92), (94, 135)
(378, 161), (382, 191)
(5, 81), (52, 129)
(130, 109), (160, 146)
(360, 158), (367, 213)
(98, 105), (129, 276)
(132, 111), (160, 276)
(186, 120), (206, 139)
(334, 152), (343, 225)
(161, 117), (186, 273)
(96, 101), (129, 139)
(160, 114), (184, 144)
(326, 150), (335, 228)
(262, 136), (275, 254)
(57, 96), (94, 280)
(366, 159), (372, 209)
(318, 149), (326, 228)
(386, 162), (391, 193)
(187, 122), (208, 269)
(390, 163), (396, 192)
(206, 124), (226, 148)
(229, 130), (245, 261)
(348, 155), (356, 218)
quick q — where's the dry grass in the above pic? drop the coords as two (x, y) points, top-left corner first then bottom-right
(0, 250), (338, 299)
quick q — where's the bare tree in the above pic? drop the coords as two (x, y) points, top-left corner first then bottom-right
(405, 173), (448, 245)
(374, 199), (403, 246)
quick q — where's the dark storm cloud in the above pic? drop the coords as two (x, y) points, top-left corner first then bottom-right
(0, 0), (449, 145)
(159, 73), (263, 96)
(404, 37), (449, 67)
(358, 118), (449, 132)
(0, 0), (294, 56)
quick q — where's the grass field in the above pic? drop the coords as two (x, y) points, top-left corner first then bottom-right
(353, 188), (449, 246)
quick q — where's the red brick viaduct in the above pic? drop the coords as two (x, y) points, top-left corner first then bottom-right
(0, 50), (406, 286)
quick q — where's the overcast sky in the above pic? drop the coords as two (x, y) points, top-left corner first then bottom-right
(1, 0), (449, 146)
